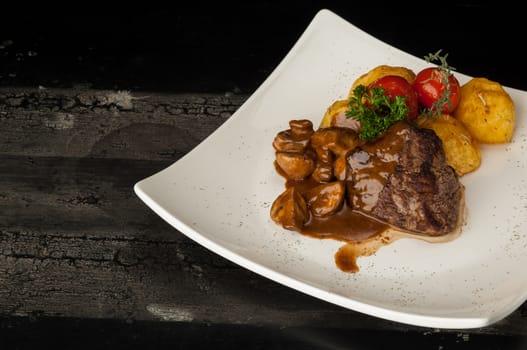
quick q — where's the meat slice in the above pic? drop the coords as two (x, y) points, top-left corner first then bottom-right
(346, 122), (464, 236)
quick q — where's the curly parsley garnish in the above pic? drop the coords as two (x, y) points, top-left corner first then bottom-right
(346, 85), (408, 140)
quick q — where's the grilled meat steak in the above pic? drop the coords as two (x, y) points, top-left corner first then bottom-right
(346, 121), (464, 236)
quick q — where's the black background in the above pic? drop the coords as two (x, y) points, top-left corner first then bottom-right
(1, 1), (525, 93)
(1, 1), (526, 349)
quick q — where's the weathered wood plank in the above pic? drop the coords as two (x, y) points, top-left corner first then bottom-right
(0, 155), (171, 238)
(0, 87), (247, 160)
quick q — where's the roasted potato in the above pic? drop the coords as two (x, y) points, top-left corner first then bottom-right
(320, 99), (347, 128)
(348, 65), (416, 98)
(417, 114), (481, 176)
(320, 99), (361, 131)
(453, 77), (515, 143)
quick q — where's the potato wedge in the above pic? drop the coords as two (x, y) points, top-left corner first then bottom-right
(417, 114), (481, 176)
(453, 77), (515, 143)
(348, 65), (416, 98)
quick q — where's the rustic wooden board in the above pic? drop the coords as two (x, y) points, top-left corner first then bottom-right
(1, 87), (526, 338)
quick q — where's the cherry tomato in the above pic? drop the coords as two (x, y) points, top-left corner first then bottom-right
(368, 75), (419, 121)
(413, 67), (461, 114)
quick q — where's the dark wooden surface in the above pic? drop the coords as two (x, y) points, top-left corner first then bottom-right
(1, 2), (526, 349)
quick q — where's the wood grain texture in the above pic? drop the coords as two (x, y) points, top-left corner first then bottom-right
(0, 87), (526, 338)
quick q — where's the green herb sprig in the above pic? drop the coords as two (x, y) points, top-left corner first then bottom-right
(424, 49), (456, 72)
(424, 49), (457, 118)
(346, 85), (408, 140)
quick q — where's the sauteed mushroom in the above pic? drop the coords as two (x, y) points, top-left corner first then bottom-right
(270, 187), (309, 231)
(305, 181), (345, 217)
(310, 127), (360, 157)
(272, 119), (314, 152)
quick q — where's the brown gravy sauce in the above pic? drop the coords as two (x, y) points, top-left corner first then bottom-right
(276, 122), (411, 272)
(284, 177), (393, 272)
(285, 178), (387, 243)
(347, 122), (407, 211)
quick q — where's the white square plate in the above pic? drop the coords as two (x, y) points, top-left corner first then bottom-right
(134, 9), (527, 329)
